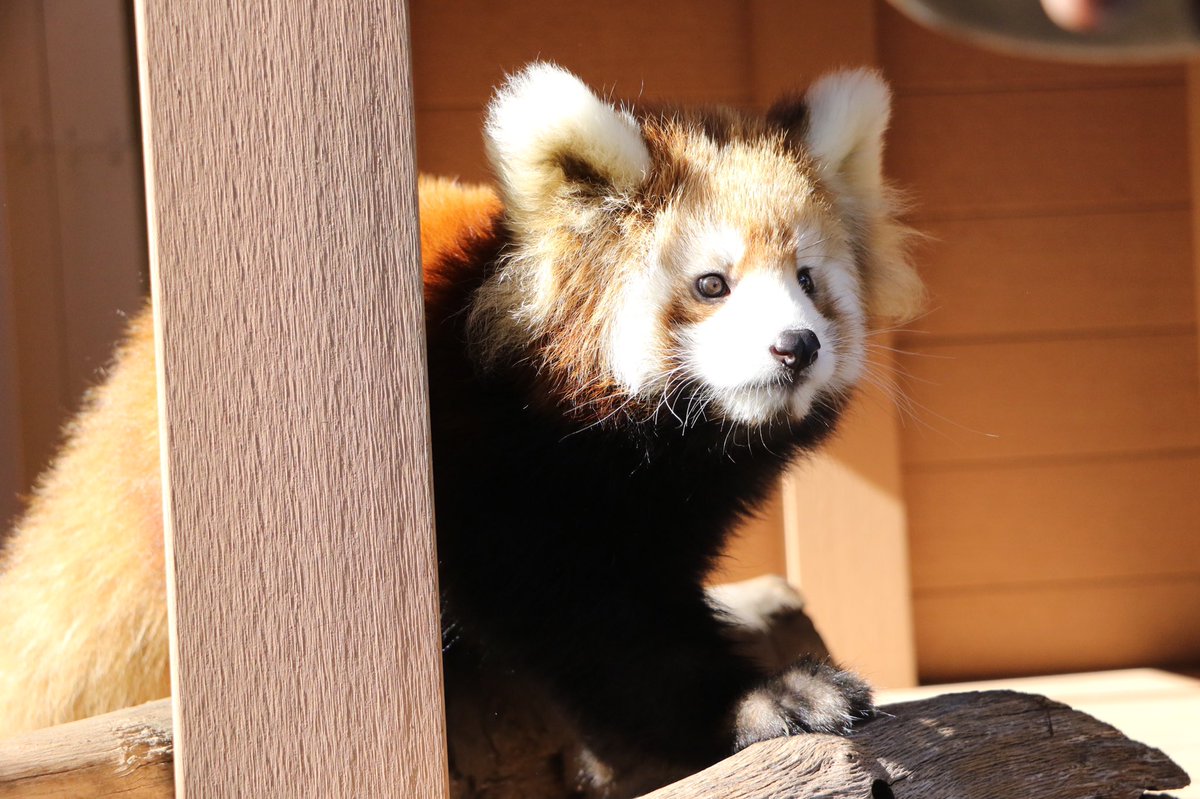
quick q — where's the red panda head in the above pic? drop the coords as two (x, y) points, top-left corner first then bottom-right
(469, 64), (920, 430)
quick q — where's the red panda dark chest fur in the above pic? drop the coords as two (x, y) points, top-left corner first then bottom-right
(427, 209), (842, 773)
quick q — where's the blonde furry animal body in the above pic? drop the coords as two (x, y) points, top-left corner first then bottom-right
(0, 310), (168, 732)
(0, 64), (919, 789)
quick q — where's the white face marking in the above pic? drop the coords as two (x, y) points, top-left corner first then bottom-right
(685, 270), (836, 423)
(606, 211), (866, 427)
(696, 223), (747, 272)
(608, 223), (747, 397)
(680, 223), (864, 425)
(819, 262), (866, 390)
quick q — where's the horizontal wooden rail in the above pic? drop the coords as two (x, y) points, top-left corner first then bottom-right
(0, 690), (1187, 799)
(0, 699), (172, 797)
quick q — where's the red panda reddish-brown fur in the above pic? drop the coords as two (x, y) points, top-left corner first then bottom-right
(0, 64), (920, 794)
(0, 177), (502, 735)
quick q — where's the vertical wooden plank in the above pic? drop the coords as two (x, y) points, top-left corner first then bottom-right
(1190, 61), (1200, 393)
(0, 0), (70, 489)
(743, 0), (918, 689)
(0, 98), (24, 531)
(41, 0), (147, 393)
(135, 2), (447, 797)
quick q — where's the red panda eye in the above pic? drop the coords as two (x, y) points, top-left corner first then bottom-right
(695, 274), (730, 299)
(797, 267), (816, 296)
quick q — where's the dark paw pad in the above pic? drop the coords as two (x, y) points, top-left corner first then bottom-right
(733, 658), (874, 750)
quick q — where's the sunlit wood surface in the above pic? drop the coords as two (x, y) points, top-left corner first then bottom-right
(881, 668), (1200, 798)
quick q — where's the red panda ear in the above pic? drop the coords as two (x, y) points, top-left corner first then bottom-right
(800, 68), (891, 209)
(782, 69), (924, 322)
(484, 63), (650, 226)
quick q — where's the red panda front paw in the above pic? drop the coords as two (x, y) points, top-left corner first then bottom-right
(733, 658), (874, 750)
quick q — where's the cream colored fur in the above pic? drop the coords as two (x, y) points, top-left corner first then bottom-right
(802, 69), (923, 322)
(485, 62), (650, 229)
(0, 309), (168, 735)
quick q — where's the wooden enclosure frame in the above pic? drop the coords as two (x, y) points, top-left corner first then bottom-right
(135, 1), (448, 795)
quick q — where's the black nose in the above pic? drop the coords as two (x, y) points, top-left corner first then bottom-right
(770, 328), (820, 370)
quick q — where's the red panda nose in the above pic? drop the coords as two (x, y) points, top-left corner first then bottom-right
(770, 328), (821, 370)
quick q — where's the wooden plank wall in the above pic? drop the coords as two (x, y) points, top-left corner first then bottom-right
(0, 100), (22, 532)
(0, 0), (146, 511)
(877, 2), (1200, 681)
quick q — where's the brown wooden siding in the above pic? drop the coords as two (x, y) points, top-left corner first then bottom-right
(878, 0), (1200, 681)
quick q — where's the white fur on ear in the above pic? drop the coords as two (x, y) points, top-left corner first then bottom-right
(484, 63), (651, 223)
(803, 69), (923, 322)
(803, 68), (891, 204)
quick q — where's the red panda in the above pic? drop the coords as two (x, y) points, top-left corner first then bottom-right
(0, 63), (919, 787)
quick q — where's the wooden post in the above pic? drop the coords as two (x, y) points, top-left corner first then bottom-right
(134, 2), (447, 797)
(1189, 61), (1200, 402)
(0, 97), (24, 530)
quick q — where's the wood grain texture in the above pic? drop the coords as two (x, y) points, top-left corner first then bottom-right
(0, 0), (70, 487)
(0, 100), (22, 532)
(898, 333), (1200, 467)
(1190, 63), (1200, 408)
(915, 579), (1200, 681)
(2, 663), (1188, 799)
(876, 0), (1183, 94)
(746, 0), (875, 103)
(888, 85), (1190, 221)
(410, 0), (751, 110)
(0, 699), (172, 798)
(637, 691), (1188, 799)
(909, 210), (1195, 341)
(42, 0), (146, 395)
(881, 668), (1200, 799)
(906, 454), (1200, 591)
(135, 2), (447, 797)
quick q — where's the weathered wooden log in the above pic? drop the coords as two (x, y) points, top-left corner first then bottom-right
(638, 690), (1189, 799)
(0, 689), (1187, 799)
(0, 698), (172, 798)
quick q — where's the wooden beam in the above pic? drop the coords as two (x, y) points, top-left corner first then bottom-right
(0, 0), (71, 490)
(134, 2), (447, 797)
(0, 700), (172, 798)
(1, 691), (1187, 799)
(1189, 61), (1200, 402)
(0, 96), (24, 530)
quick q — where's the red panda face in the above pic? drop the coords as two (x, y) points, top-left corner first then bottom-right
(609, 134), (866, 426)
(471, 64), (920, 430)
